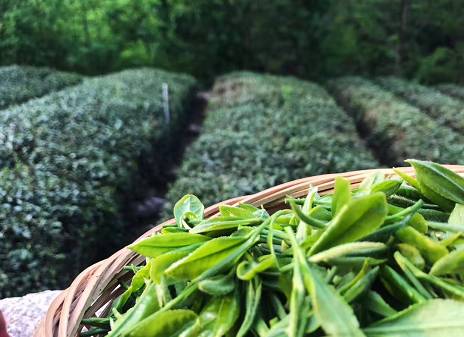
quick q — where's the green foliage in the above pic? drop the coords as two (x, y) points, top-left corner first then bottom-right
(415, 47), (464, 84)
(150, 1), (324, 80)
(318, 0), (397, 77)
(0, 68), (196, 297)
(377, 77), (464, 133)
(0, 65), (82, 109)
(327, 77), (464, 165)
(164, 72), (377, 211)
(320, 0), (464, 83)
(435, 83), (464, 100)
(2, 0), (464, 83)
(96, 160), (464, 337)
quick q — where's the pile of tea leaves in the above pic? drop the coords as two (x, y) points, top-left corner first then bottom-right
(83, 160), (464, 337)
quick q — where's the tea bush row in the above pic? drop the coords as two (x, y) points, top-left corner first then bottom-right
(164, 72), (377, 212)
(0, 65), (82, 109)
(435, 83), (464, 101)
(377, 76), (464, 134)
(0, 68), (196, 297)
(328, 77), (464, 166)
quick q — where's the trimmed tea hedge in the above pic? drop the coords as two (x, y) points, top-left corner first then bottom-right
(164, 72), (377, 211)
(0, 68), (196, 297)
(377, 77), (464, 133)
(435, 83), (464, 101)
(328, 77), (464, 165)
(0, 65), (82, 109)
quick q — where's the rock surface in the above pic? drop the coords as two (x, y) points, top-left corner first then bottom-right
(0, 290), (61, 337)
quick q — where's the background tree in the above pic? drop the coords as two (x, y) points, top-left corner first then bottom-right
(1, 0), (463, 83)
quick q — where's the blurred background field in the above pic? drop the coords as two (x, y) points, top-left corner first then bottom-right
(2, 0), (464, 83)
(1, 0), (464, 297)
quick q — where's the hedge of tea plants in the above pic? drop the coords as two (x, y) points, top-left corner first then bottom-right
(377, 76), (464, 134)
(164, 72), (377, 212)
(0, 68), (196, 297)
(0, 65), (82, 109)
(328, 77), (464, 166)
(435, 83), (464, 101)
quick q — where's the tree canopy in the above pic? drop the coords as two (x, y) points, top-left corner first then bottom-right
(1, 0), (463, 83)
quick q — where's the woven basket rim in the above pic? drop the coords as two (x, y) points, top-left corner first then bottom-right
(35, 165), (464, 337)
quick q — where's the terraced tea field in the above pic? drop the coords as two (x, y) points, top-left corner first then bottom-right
(1, 65), (464, 296)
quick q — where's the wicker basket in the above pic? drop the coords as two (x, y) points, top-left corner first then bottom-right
(35, 165), (464, 337)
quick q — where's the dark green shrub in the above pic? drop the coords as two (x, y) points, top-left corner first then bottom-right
(0, 65), (82, 109)
(164, 72), (377, 212)
(0, 68), (196, 297)
(377, 77), (464, 134)
(435, 83), (464, 101)
(328, 77), (464, 165)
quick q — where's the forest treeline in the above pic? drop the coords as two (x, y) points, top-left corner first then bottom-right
(1, 0), (463, 83)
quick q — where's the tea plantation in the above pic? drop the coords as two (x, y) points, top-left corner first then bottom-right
(0, 65), (82, 109)
(0, 67), (196, 296)
(1, 65), (464, 297)
(377, 77), (464, 134)
(327, 77), (464, 165)
(164, 72), (378, 211)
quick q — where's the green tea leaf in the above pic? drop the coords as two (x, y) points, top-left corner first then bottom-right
(128, 309), (197, 337)
(198, 292), (240, 337)
(396, 226), (448, 264)
(150, 244), (201, 283)
(288, 198), (326, 229)
(393, 168), (421, 191)
(380, 266), (426, 304)
(236, 254), (275, 281)
(449, 203), (464, 225)
(165, 234), (258, 281)
(288, 238), (307, 337)
(310, 192), (387, 255)
(306, 262), (365, 337)
(286, 228), (365, 337)
(190, 217), (262, 234)
(358, 172), (386, 194)
(309, 206), (332, 222)
(394, 252), (464, 299)
(392, 252), (432, 300)
(309, 242), (387, 264)
(129, 233), (209, 258)
(219, 204), (268, 219)
(407, 159), (464, 210)
(198, 269), (236, 296)
(115, 262), (151, 311)
(430, 248), (464, 276)
(364, 299), (464, 337)
(363, 291), (397, 317)
(428, 221), (464, 233)
(332, 177), (351, 216)
(174, 194), (205, 228)
(363, 214), (413, 242)
(106, 283), (159, 337)
(343, 267), (379, 303)
(397, 243), (425, 270)
(338, 260), (371, 294)
(237, 278), (262, 337)
(385, 199), (423, 223)
(371, 180), (402, 196)
(161, 226), (188, 234)
(297, 188), (317, 242)
(388, 204), (428, 233)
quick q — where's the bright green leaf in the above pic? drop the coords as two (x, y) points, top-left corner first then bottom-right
(364, 299), (464, 337)
(310, 192), (387, 255)
(174, 194), (205, 228)
(129, 233), (209, 258)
